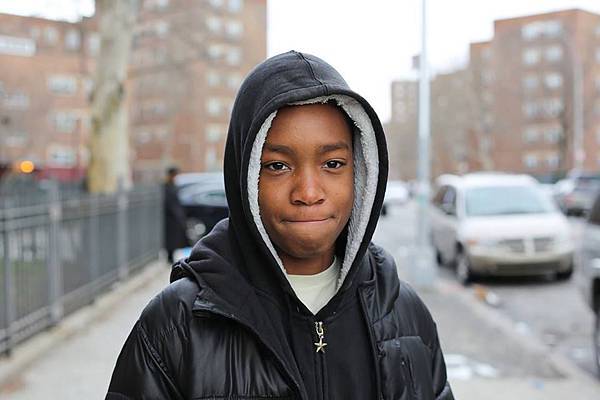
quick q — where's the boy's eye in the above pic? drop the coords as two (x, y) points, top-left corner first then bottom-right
(325, 160), (345, 169)
(264, 162), (290, 171)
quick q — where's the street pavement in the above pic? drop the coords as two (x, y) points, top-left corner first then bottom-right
(0, 201), (599, 399)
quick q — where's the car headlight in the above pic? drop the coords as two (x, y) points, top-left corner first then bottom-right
(553, 233), (573, 247)
(466, 238), (499, 249)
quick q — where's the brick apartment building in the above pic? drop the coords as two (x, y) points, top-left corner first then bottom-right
(0, 0), (266, 182)
(387, 69), (476, 181)
(0, 13), (99, 181)
(389, 8), (600, 182)
(129, 0), (266, 181)
(482, 8), (600, 181)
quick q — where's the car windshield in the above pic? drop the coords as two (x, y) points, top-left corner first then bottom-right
(574, 176), (600, 193)
(465, 185), (555, 216)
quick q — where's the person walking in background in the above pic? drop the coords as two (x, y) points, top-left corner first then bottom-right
(163, 166), (189, 264)
(107, 52), (453, 399)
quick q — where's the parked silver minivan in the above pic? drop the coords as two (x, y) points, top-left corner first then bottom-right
(430, 173), (574, 285)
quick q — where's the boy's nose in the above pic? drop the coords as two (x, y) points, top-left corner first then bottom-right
(291, 170), (325, 206)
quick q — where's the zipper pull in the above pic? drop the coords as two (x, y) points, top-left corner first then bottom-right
(314, 321), (327, 353)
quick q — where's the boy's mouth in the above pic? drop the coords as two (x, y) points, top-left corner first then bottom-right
(283, 216), (334, 224)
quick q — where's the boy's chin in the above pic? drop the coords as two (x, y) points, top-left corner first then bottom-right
(278, 241), (334, 261)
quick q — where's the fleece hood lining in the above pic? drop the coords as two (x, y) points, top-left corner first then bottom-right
(248, 94), (379, 291)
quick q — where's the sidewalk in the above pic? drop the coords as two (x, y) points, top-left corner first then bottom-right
(1, 255), (599, 399)
(0, 260), (171, 399)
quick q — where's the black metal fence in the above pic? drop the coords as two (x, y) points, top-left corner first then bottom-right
(0, 184), (163, 355)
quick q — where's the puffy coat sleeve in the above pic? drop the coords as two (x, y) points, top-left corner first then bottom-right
(431, 325), (454, 400)
(106, 321), (185, 400)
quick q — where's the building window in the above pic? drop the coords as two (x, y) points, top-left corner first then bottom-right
(522, 48), (540, 65)
(522, 74), (539, 90)
(206, 123), (225, 143)
(207, 71), (220, 86)
(0, 34), (36, 57)
(225, 20), (243, 38)
(48, 75), (77, 95)
(206, 98), (221, 115)
(543, 97), (563, 117)
(481, 70), (494, 84)
(207, 43), (223, 60)
(206, 16), (223, 33)
(51, 111), (78, 133)
(47, 145), (77, 167)
(545, 153), (560, 169)
(227, 73), (241, 89)
(44, 27), (59, 45)
(521, 20), (562, 40)
(88, 33), (100, 56)
(155, 21), (169, 37)
(544, 72), (563, 89)
(4, 91), (30, 110)
(523, 102), (538, 119)
(65, 29), (81, 51)
(205, 146), (218, 170)
(544, 125), (562, 143)
(523, 153), (538, 169)
(545, 45), (563, 62)
(228, 0), (243, 12)
(523, 126), (539, 143)
(5, 130), (28, 147)
(156, 0), (169, 9)
(226, 47), (241, 65)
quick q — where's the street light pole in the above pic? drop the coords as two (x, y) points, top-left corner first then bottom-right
(413, 0), (436, 288)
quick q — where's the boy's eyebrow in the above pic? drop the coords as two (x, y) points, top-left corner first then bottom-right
(318, 142), (350, 154)
(263, 143), (294, 155)
(263, 141), (351, 156)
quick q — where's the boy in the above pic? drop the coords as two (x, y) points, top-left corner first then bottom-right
(107, 51), (453, 400)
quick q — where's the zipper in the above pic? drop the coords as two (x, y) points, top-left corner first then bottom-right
(313, 320), (327, 400)
(314, 321), (327, 353)
(192, 306), (305, 400)
(358, 287), (384, 400)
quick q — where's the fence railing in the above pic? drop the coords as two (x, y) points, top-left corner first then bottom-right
(0, 184), (163, 355)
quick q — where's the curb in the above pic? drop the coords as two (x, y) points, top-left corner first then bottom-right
(0, 259), (168, 391)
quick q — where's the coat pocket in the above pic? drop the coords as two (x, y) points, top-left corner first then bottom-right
(377, 336), (435, 400)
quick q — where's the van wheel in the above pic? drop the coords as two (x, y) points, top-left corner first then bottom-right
(435, 247), (443, 266)
(555, 267), (573, 281)
(456, 250), (473, 286)
(594, 307), (600, 379)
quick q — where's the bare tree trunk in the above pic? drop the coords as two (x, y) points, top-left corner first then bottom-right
(87, 0), (137, 193)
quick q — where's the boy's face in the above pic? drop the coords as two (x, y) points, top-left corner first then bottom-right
(259, 104), (354, 263)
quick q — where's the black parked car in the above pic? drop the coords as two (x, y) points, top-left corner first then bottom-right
(555, 174), (600, 217)
(578, 192), (600, 378)
(178, 181), (229, 244)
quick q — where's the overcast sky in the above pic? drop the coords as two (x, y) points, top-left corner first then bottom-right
(2, 0), (600, 121)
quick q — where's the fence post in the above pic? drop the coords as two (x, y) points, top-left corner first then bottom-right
(47, 182), (63, 326)
(1, 209), (15, 356)
(89, 194), (99, 298)
(117, 189), (128, 281)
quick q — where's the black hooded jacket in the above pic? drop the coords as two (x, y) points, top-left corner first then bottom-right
(106, 51), (454, 400)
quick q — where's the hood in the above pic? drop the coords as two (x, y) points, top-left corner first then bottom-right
(460, 212), (570, 241)
(175, 51), (388, 305)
